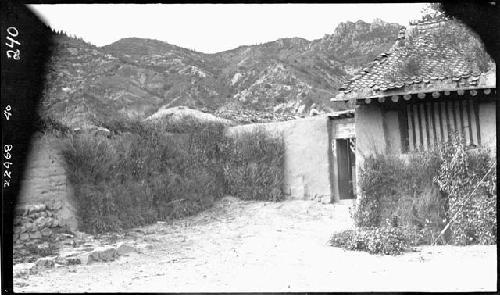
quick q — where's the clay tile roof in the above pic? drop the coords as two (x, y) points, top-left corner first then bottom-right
(333, 18), (496, 101)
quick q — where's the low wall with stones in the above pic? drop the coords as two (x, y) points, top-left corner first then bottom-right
(13, 204), (65, 264)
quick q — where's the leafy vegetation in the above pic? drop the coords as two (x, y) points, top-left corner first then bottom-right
(352, 150), (444, 232)
(338, 136), (496, 254)
(329, 227), (410, 255)
(223, 128), (285, 202)
(434, 136), (497, 245)
(58, 117), (285, 234)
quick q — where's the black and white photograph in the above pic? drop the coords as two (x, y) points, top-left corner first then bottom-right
(1, 1), (497, 293)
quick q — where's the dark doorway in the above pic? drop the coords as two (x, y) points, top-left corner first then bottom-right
(336, 138), (355, 199)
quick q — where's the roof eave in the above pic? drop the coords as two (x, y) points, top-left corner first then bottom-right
(331, 85), (496, 104)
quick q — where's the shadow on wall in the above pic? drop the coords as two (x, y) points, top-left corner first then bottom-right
(17, 132), (78, 231)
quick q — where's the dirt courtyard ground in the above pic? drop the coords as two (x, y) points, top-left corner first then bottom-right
(14, 197), (497, 292)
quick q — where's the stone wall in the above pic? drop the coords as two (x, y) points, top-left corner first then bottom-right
(13, 204), (63, 264)
(227, 116), (333, 202)
(17, 132), (77, 231)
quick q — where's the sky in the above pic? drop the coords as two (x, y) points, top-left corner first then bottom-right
(29, 3), (428, 54)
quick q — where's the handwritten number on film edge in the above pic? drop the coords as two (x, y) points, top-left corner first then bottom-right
(5, 26), (21, 60)
(3, 26), (20, 188)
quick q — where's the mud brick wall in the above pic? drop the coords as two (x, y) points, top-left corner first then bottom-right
(227, 116), (332, 201)
(17, 132), (77, 231)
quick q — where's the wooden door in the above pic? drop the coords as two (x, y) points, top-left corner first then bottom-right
(336, 139), (355, 199)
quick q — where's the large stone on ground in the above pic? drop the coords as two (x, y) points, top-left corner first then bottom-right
(13, 263), (36, 278)
(34, 256), (56, 270)
(90, 246), (118, 262)
(76, 252), (94, 265)
(116, 242), (136, 255)
(135, 243), (153, 254)
(65, 257), (82, 265)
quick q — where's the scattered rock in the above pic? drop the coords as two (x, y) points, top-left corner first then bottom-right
(34, 256), (56, 270)
(77, 252), (94, 265)
(116, 243), (136, 255)
(13, 263), (36, 278)
(14, 281), (29, 288)
(135, 244), (153, 254)
(91, 246), (118, 262)
(66, 257), (82, 265)
(19, 233), (30, 241)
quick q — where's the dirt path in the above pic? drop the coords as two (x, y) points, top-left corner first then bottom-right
(14, 197), (497, 292)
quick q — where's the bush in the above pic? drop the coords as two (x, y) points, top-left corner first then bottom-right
(223, 128), (285, 201)
(352, 135), (496, 247)
(434, 136), (497, 245)
(60, 119), (227, 234)
(353, 151), (444, 231)
(329, 227), (410, 255)
(353, 154), (403, 227)
(59, 117), (286, 234)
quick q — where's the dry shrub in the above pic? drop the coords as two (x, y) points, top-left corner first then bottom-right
(434, 136), (496, 245)
(353, 135), (496, 247)
(353, 150), (446, 243)
(60, 117), (286, 234)
(223, 128), (285, 202)
(60, 119), (226, 234)
(329, 227), (410, 255)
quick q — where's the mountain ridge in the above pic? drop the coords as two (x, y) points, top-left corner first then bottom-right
(40, 19), (402, 128)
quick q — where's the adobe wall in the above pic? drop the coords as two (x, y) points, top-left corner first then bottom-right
(355, 104), (385, 162)
(479, 101), (497, 151)
(17, 132), (78, 231)
(382, 109), (403, 154)
(227, 116), (332, 201)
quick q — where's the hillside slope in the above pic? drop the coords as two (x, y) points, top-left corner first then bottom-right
(40, 19), (401, 128)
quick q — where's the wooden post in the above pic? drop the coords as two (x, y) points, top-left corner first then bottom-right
(403, 94), (412, 101)
(484, 88), (491, 95)
(470, 90), (477, 96)
(417, 92), (426, 99)
(432, 91), (440, 98)
(365, 98), (371, 104)
(391, 95), (399, 102)
(377, 97), (385, 103)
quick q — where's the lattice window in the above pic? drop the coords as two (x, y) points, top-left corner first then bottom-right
(403, 99), (481, 151)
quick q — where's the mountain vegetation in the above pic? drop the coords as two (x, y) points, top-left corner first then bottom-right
(40, 19), (401, 128)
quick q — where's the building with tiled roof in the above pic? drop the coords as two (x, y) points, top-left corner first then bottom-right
(332, 16), (496, 193)
(333, 17), (496, 103)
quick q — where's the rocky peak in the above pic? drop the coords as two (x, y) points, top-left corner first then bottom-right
(41, 19), (403, 129)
